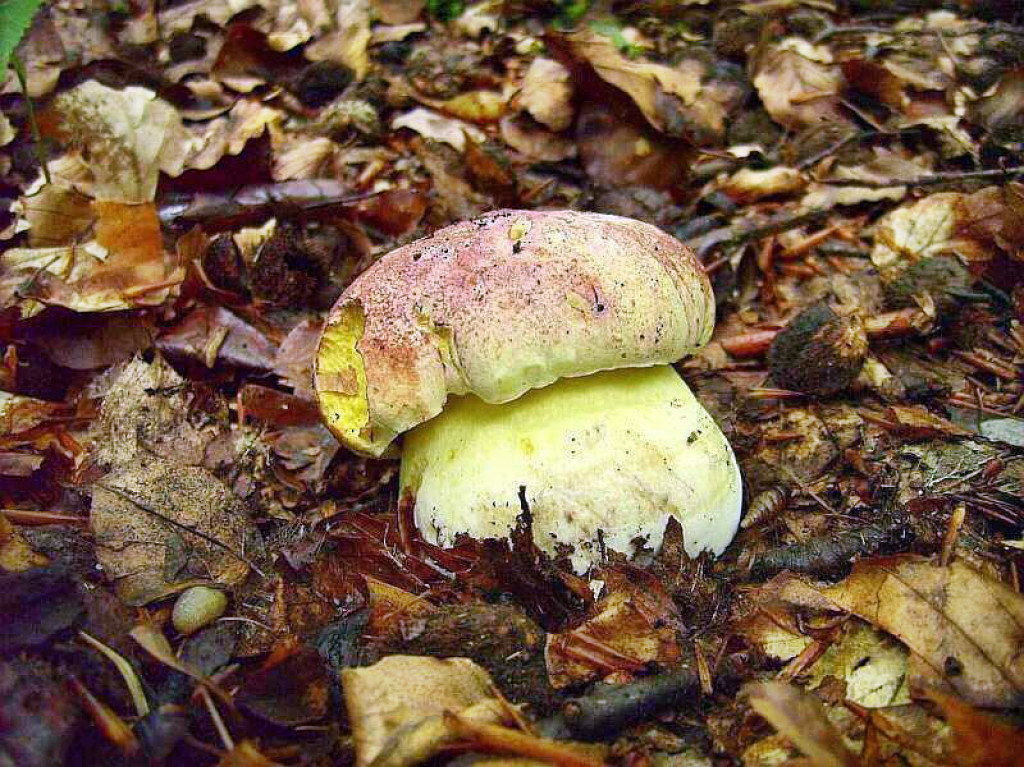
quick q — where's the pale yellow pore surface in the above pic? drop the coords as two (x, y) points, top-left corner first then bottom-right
(315, 209), (714, 456)
(400, 365), (742, 573)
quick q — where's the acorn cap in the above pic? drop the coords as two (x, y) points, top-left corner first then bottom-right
(315, 209), (715, 456)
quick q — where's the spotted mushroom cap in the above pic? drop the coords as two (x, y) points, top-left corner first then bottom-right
(315, 209), (715, 456)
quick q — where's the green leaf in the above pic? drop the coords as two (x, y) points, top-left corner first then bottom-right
(426, 0), (465, 22)
(587, 17), (643, 58)
(553, 0), (591, 29)
(0, 0), (43, 73)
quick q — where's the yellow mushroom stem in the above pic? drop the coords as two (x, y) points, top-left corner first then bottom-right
(400, 365), (742, 573)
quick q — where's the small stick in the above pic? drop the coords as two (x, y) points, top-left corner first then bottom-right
(940, 503), (966, 567)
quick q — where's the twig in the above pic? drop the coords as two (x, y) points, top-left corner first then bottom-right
(821, 166), (1024, 189)
(537, 665), (725, 741)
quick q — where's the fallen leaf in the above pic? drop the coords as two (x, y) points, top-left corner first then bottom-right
(823, 557), (1024, 707)
(342, 655), (508, 767)
(0, 392), (63, 436)
(52, 81), (193, 203)
(305, 0), (371, 80)
(744, 681), (857, 767)
(801, 147), (933, 210)
(881, 404), (971, 440)
(721, 167), (808, 203)
(576, 101), (692, 189)
(546, 569), (681, 689)
(871, 186), (1024, 277)
(927, 688), (1024, 767)
(806, 620), (911, 708)
(0, 512), (49, 571)
(274, 319), (323, 396)
(566, 26), (702, 136)
(0, 201), (184, 315)
(392, 107), (486, 152)
(156, 306), (278, 372)
(518, 57), (574, 132)
(91, 356), (213, 468)
(752, 38), (845, 129)
(90, 458), (264, 605)
(499, 114), (576, 162)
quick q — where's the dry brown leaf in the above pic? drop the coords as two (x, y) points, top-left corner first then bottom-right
(546, 570), (681, 688)
(0, 392), (64, 436)
(801, 147), (933, 210)
(392, 108), (486, 152)
(927, 689), (1024, 767)
(92, 356), (212, 469)
(806, 620), (911, 708)
(275, 319), (323, 396)
(0, 513), (49, 573)
(752, 38), (845, 129)
(881, 404), (971, 440)
(186, 99), (283, 171)
(53, 81), (193, 204)
(0, 201), (183, 316)
(822, 557), (1024, 707)
(500, 115), (576, 162)
(566, 27), (702, 135)
(305, 0), (371, 80)
(342, 655), (508, 767)
(872, 186), (1024, 277)
(744, 681), (857, 767)
(721, 167), (808, 203)
(91, 458), (264, 605)
(519, 58), (574, 132)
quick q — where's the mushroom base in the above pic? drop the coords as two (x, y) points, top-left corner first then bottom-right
(399, 365), (742, 573)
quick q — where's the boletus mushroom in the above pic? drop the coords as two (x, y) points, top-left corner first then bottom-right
(314, 210), (741, 572)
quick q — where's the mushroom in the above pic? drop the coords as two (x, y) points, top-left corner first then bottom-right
(314, 209), (741, 572)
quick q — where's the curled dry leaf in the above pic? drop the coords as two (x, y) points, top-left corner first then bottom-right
(744, 681), (857, 767)
(752, 38), (845, 129)
(342, 655), (508, 767)
(392, 108), (486, 152)
(90, 457), (264, 605)
(822, 557), (1024, 708)
(720, 167), (808, 203)
(519, 57), (574, 132)
(566, 27), (701, 136)
(185, 99), (283, 172)
(52, 81), (193, 204)
(304, 0), (371, 80)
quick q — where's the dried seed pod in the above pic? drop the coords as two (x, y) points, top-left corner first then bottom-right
(741, 486), (788, 529)
(767, 303), (868, 395)
(172, 586), (227, 635)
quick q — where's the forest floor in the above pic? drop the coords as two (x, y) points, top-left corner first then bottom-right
(2, 0), (1024, 765)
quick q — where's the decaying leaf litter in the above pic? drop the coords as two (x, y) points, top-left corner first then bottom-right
(2, 0), (1024, 764)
